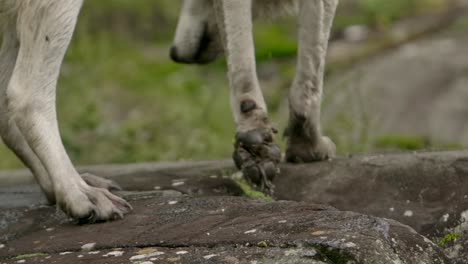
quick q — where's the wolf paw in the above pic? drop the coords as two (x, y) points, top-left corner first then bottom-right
(233, 128), (281, 195)
(286, 136), (336, 163)
(58, 183), (132, 224)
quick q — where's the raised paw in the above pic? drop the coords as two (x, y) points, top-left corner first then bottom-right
(58, 184), (132, 224)
(81, 173), (122, 192)
(232, 128), (281, 195)
(286, 136), (336, 163)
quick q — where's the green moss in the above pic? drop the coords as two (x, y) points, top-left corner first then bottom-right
(257, 241), (269, 248)
(14, 253), (49, 260)
(234, 178), (274, 202)
(438, 233), (460, 247)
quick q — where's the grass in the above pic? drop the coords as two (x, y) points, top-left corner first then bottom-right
(0, 0), (459, 169)
(374, 136), (428, 151)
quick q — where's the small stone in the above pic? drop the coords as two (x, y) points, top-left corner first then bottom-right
(203, 254), (217, 260)
(129, 254), (146, 261)
(0, 244), (4, 249)
(154, 186), (161, 190)
(81, 242), (96, 251)
(311, 230), (327, 236)
(344, 242), (357, 248)
(176, 251), (188, 255)
(87, 251), (100, 255)
(389, 207), (395, 212)
(442, 213), (449, 222)
(278, 220), (287, 224)
(59, 252), (73, 255)
(103, 251), (124, 257)
(16, 260), (25, 263)
(171, 181), (185, 187)
(45, 228), (54, 232)
(403, 210), (413, 217)
(168, 201), (178, 205)
(244, 229), (257, 234)
(416, 244), (424, 252)
(77, 255), (84, 258)
(140, 262), (154, 264)
(148, 252), (164, 257)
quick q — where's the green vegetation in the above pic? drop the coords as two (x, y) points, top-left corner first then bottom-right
(0, 0), (457, 169)
(358, 0), (447, 29)
(257, 241), (269, 248)
(438, 233), (460, 247)
(374, 136), (428, 151)
(234, 178), (274, 202)
(14, 253), (49, 260)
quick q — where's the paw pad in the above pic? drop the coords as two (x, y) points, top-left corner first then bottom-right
(233, 128), (281, 195)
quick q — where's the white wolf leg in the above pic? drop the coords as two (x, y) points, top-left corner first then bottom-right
(7, 0), (131, 222)
(215, 0), (281, 194)
(0, 14), (56, 202)
(0, 12), (120, 204)
(286, 0), (338, 163)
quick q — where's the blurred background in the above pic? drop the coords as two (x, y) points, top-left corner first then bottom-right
(1, 0), (468, 169)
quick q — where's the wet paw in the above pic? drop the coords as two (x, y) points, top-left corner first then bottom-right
(286, 136), (336, 163)
(232, 128), (281, 195)
(59, 184), (132, 224)
(81, 173), (122, 192)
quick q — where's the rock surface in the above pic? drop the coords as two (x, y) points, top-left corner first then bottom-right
(0, 192), (450, 264)
(1, 151), (467, 263)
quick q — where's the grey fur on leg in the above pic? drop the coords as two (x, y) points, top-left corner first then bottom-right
(286, 0), (338, 163)
(217, 0), (281, 194)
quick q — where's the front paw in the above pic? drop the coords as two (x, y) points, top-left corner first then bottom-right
(232, 128), (281, 195)
(58, 183), (132, 224)
(286, 136), (336, 163)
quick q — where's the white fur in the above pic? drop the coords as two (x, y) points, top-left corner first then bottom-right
(0, 0), (338, 221)
(0, 0), (131, 222)
(173, 0), (338, 159)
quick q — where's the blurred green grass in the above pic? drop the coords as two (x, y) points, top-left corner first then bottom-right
(0, 0), (453, 168)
